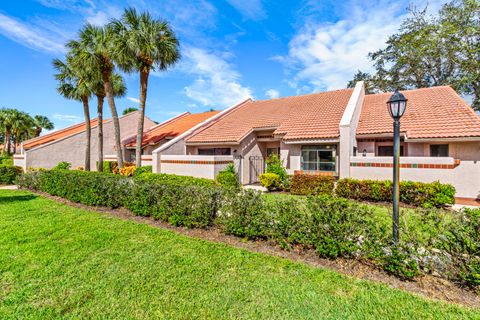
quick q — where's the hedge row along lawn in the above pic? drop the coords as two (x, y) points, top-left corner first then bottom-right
(0, 190), (478, 319)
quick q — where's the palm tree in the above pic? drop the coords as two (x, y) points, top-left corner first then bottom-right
(122, 107), (138, 115)
(53, 57), (93, 171)
(112, 8), (180, 167)
(33, 115), (54, 137)
(11, 111), (34, 153)
(91, 73), (126, 172)
(67, 24), (125, 168)
(0, 108), (20, 155)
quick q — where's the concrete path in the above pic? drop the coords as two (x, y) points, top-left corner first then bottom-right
(244, 184), (268, 192)
(0, 185), (18, 190)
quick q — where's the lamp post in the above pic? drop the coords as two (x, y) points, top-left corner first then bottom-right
(387, 90), (407, 244)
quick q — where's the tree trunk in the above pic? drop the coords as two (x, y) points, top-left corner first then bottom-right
(82, 96), (91, 171)
(97, 95), (104, 172)
(135, 69), (150, 167)
(102, 70), (124, 169)
(5, 129), (11, 155)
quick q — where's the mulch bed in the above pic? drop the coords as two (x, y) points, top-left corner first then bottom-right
(29, 190), (480, 309)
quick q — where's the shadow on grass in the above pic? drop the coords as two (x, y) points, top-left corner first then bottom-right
(0, 194), (38, 204)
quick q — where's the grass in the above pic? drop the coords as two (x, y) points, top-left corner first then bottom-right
(0, 190), (478, 319)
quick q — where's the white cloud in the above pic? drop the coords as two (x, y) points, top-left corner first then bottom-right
(53, 113), (81, 123)
(126, 97), (140, 104)
(0, 13), (65, 54)
(277, 0), (446, 92)
(225, 0), (267, 21)
(182, 47), (252, 107)
(265, 89), (280, 99)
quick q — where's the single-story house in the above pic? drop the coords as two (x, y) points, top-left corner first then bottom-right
(14, 111), (156, 170)
(122, 110), (219, 165)
(152, 82), (480, 199)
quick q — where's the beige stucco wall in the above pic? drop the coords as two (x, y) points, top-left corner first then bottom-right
(24, 112), (156, 170)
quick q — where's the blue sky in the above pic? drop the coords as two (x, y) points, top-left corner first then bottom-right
(0, 0), (445, 131)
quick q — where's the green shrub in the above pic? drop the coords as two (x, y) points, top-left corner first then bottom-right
(0, 155), (13, 166)
(216, 164), (239, 189)
(259, 173), (282, 191)
(0, 165), (22, 184)
(53, 161), (71, 170)
(133, 165), (152, 176)
(217, 190), (270, 239)
(136, 172), (215, 187)
(336, 178), (455, 208)
(265, 154), (287, 186)
(290, 174), (335, 195)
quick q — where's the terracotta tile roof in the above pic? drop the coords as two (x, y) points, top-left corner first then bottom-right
(125, 111), (220, 148)
(23, 119), (102, 150)
(357, 86), (480, 139)
(187, 88), (354, 143)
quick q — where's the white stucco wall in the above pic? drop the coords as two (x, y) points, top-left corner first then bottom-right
(159, 155), (233, 180)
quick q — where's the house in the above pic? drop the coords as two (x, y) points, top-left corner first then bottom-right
(152, 82), (480, 199)
(14, 111), (156, 171)
(122, 110), (220, 165)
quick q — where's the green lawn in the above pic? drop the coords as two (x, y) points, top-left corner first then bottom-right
(0, 190), (478, 319)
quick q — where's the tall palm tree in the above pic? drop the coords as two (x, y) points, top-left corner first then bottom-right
(91, 73), (126, 172)
(0, 108), (20, 155)
(53, 57), (93, 171)
(67, 24), (125, 168)
(33, 115), (54, 137)
(112, 8), (180, 167)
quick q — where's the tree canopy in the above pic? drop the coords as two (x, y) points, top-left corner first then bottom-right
(347, 0), (480, 110)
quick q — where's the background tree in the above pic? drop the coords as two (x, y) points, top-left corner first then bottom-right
(33, 115), (54, 137)
(347, 0), (479, 109)
(11, 111), (34, 153)
(68, 24), (125, 168)
(346, 70), (375, 94)
(122, 107), (138, 115)
(92, 73), (126, 172)
(112, 8), (180, 167)
(53, 57), (93, 171)
(0, 108), (19, 155)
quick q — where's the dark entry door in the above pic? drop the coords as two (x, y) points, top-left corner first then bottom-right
(249, 155), (265, 184)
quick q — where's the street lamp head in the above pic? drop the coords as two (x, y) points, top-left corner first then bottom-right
(387, 90), (407, 120)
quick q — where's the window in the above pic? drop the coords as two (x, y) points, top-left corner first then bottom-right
(266, 147), (280, 157)
(301, 145), (336, 171)
(377, 146), (404, 156)
(198, 148), (231, 156)
(430, 144), (449, 157)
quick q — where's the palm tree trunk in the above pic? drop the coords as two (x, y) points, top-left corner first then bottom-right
(135, 69), (150, 167)
(5, 129), (11, 155)
(82, 96), (91, 171)
(97, 95), (104, 172)
(102, 71), (124, 169)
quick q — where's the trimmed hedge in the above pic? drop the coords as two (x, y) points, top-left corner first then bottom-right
(290, 174), (335, 196)
(0, 165), (22, 184)
(16, 169), (479, 288)
(336, 178), (455, 208)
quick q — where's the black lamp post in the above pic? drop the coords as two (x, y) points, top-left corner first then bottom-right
(387, 90), (407, 244)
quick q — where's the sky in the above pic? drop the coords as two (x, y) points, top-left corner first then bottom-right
(0, 0), (447, 131)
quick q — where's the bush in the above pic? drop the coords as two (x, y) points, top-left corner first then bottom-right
(265, 154), (288, 187)
(101, 161), (115, 173)
(53, 161), (71, 170)
(216, 164), (239, 189)
(120, 165), (136, 177)
(259, 173), (282, 191)
(0, 165), (22, 184)
(133, 165), (152, 176)
(16, 169), (479, 287)
(0, 155), (13, 166)
(290, 174), (335, 195)
(335, 178), (455, 208)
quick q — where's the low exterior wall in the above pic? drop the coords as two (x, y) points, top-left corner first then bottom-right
(159, 155), (233, 180)
(13, 154), (26, 170)
(140, 155), (153, 167)
(350, 156), (480, 198)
